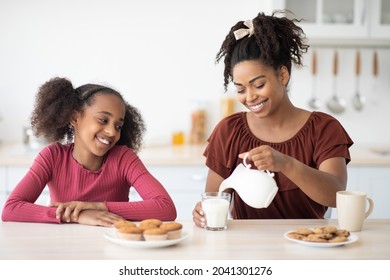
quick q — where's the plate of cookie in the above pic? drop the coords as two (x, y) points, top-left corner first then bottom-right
(104, 219), (190, 248)
(284, 226), (358, 248)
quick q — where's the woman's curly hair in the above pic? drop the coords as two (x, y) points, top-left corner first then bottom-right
(30, 77), (145, 153)
(216, 10), (309, 91)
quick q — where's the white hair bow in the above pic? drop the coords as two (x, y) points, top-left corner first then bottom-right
(233, 20), (254, 40)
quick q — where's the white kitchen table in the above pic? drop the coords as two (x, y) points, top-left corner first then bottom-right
(0, 219), (389, 260)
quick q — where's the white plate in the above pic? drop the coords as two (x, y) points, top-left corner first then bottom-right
(104, 230), (190, 249)
(284, 230), (358, 248)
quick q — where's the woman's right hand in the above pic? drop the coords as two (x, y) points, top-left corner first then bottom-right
(192, 201), (206, 228)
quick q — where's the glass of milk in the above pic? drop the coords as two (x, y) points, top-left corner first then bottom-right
(201, 192), (231, 231)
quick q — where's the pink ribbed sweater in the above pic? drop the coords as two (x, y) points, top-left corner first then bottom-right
(1, 143), (177, 223)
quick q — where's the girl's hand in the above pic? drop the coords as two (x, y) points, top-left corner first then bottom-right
(239, 145), (288, 172)
(73, 209), (123, 227)
(50, 201), (107, 222)
(192, 201), (206, 228)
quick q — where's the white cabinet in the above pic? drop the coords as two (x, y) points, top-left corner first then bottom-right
(0, 166), (50, 216)
(6, 167), (28, 193)
(0, 167), (5, 190)
(146, 165), (207, 220)
(265, 0), (390, 40)
(370, 0), (390, 38)
(0, 167), (6, 213)
(286, 0), (368, 38)
(349, 166), (390, 218)
(332, 166), (390, 219)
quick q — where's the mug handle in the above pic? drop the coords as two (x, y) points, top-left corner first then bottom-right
(364, 197), (374, 219)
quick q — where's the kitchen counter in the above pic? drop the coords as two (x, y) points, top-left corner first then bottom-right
(0, 142), (389, 167)
(0, 143), (207, 166)
(0, 219), (389, 260)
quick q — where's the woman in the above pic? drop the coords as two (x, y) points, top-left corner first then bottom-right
(193, 11), (353, 227)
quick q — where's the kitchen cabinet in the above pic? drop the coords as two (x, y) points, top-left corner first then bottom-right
(0, 167), (6, 191)
(370, 0), (390, 38)
(349, 166), (390, 218)
(331, 166), (390, 219)
(7, 167), (28, 193)
(0, 166), (50, 214)
(0, 167), (7, 213)
(144, 165), (207, 220)
(265, 0), (390, 42)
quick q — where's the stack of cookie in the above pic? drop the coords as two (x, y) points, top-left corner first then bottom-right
(114, 219), (183, 241)
(287, 226), (350, 243)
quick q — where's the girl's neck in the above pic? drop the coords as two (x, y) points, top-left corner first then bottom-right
(71, 144), (105, 172)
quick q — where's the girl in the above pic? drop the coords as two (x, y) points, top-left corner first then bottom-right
(2, 77), (176, 226)
(193, 11), (353, 227)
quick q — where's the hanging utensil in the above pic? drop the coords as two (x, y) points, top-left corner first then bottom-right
(308, 50), (322, 110)
(373, 50), (378, 78)
(352, 50), (366, 111)
(327, 50), (346, 114)
(371, 49), (379, 105)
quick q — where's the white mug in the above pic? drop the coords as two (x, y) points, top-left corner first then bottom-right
(336, 191), (374, 232)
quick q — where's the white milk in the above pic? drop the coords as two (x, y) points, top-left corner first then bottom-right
(202, 198), (230, 229)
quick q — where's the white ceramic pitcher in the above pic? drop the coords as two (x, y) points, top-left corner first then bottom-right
(219, 154), (278, 208)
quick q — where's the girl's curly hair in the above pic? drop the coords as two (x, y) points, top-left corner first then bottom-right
(216, 10), (309, 91)
(30, 77), (145, 153)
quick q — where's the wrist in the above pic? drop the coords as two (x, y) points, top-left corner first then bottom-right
(98, 202), (108, 211)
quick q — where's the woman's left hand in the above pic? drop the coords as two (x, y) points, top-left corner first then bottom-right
(50, 201), (108, 222)
(239, 145), (289, 172)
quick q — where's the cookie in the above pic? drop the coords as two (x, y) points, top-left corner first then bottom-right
(335, 229), (350, 237)
(313, 226), (337, 234)
(303, 233), (332, 243)
(291, 228), (314, 236)
(328, 236), (348, 243)
(287, 232), (307, 240)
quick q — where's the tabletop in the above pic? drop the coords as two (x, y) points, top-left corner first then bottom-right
(0, 219), (389, 260)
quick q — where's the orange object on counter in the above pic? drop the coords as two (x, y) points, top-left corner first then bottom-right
(221, 97), (235, 118)
(172, 131), (185, 146)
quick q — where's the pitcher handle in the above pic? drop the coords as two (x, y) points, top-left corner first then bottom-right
(243, 153), (274, 177)
(243, 153), (252, 169)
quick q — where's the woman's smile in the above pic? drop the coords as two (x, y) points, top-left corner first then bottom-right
(247, 99), (268, 113)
